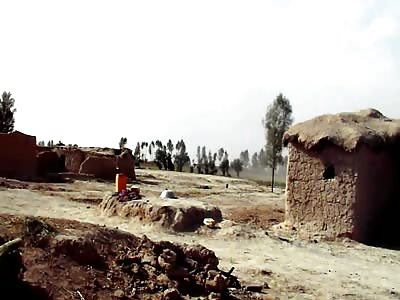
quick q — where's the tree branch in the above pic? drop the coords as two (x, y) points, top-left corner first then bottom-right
(0, 238), (22, 257)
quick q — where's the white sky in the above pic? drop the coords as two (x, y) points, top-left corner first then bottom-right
(1, 0), (399, 160)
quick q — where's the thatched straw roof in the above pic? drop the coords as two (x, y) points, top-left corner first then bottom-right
(283, 108), (400, 151)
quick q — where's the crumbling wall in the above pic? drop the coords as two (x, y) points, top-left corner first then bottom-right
(36, 151), (63, 176)
(79, 155), (116, 180)
(117, 150), (136, 179)
(0, 131), (37, 180)
(37, 147), (135, 180)
(285, 143), (357, 239)
(57, 148), (86, 173)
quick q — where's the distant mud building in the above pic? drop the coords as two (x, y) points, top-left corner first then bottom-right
(0, 130), (135, 181)
(283, 109), (400, 246)
(38, 147), (136, 180)
(0, 131), (37, 180)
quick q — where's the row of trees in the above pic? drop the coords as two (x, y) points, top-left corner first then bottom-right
(37, 140), (73, 147)
(116, 93), (293, 184)
(194, 146), (230, 176)
(127, 140), (174, 162)
(118, 138), (191, 173)
(118, 137), (234, 177)
(237, 148), (288, 170)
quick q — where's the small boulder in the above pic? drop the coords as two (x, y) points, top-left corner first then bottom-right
(162, 288), (182, 300)
(113, 289), (125, 298)
(158, 249), (177, 270)
(205, 273), (227, 293)
(203, 218), (217, 228)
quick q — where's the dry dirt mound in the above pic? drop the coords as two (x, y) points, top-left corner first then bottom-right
(224, 206), (284, 230)
(0, 214), (262, 300)
(99, 194), (223, 232)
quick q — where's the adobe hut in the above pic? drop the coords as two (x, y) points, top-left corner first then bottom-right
(54, 147), (136, 180)
(0, 131), (37, 180)
(283, 109), (400, 246)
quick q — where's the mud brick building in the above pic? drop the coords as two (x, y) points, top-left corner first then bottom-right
(0, 131), (37, 180)
(283, 109), (400, 246)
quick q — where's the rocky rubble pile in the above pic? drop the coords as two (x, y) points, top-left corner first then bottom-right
(109, 235), (241, 299)
(112, 187), (142, 202)
(1, 216), (260, 299)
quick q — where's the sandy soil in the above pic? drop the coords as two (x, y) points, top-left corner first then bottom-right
(1, 170), (399, 299)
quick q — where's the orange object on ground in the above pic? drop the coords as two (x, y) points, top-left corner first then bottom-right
(115, 173), (127, 192)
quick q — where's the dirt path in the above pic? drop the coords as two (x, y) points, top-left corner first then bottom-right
(1, 186), (400, 299)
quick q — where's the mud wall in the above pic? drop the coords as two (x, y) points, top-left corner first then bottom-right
(36, 151), (64, 176)
(117, 151), (136, 179)
(0, 131), (37, 180)
(37, 147), (135, 180)
(79, 155), (117, 180)
(56, 148), (86, 173)
(285, 143), (357, 238)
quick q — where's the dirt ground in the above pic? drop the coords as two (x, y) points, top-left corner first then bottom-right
(1, 170), (400, 299)
(0, 214), (259, 300)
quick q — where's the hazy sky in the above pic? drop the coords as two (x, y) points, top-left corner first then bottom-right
(1, 1), (399, 159)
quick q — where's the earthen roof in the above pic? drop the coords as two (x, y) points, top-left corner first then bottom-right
(283, 108), (400, 151)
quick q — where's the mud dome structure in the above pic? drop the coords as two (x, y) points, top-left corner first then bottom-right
(283, 109), (400, 246)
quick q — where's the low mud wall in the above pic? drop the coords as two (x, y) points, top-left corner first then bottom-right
(99, 194), (222, 232)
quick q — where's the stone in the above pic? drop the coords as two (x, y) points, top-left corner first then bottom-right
(156, 274), (171, 286)
(203, 218), (217, 228)
(208, 292), (222, 300)
(158, 249), (177, 270)
(113, 289), (124, 298)
(167, 266), (189, 279)
(205, 274), (227, 293)
(162, 288), (182, 300)
(245, 285), (263, 292)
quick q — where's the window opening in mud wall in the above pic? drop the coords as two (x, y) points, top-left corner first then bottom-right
(323, 165), (335, 180)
